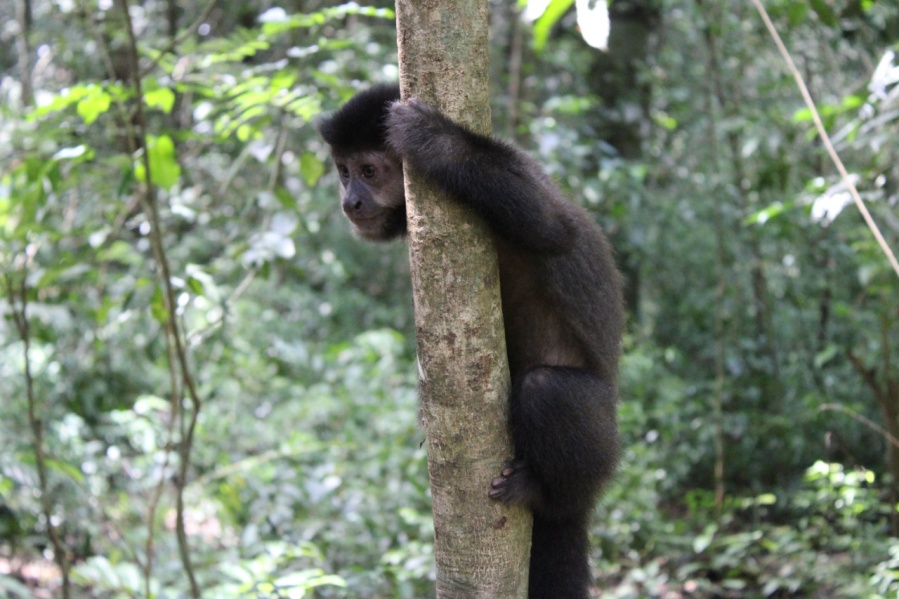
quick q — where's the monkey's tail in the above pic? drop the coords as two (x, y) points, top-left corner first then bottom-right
(527, 514), (592, 599)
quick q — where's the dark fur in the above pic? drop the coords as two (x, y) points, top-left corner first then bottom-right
(319, 85), (624, 599)
(319, 84), (400, 153)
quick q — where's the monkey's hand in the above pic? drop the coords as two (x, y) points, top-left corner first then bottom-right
(386, 99), (468, 164)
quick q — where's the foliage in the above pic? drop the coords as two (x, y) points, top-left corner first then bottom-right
(1, 0), (898, 596)
(601, 416), (893, 596)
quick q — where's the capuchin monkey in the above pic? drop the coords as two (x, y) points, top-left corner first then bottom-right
(318, 84), (623, 599)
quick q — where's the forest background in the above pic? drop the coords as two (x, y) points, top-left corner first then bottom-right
(2, 0), (899, 596)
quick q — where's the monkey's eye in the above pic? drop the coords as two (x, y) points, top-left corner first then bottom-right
(337, 164), (349, 178)
(361, 165), (376, 178)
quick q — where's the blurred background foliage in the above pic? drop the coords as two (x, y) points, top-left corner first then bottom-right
(1, 0), (898, 596)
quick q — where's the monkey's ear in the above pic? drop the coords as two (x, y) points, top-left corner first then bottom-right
(318, 84), (401, 153)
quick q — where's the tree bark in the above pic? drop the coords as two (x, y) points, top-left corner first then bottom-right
(15, 0), (33, 106)
(393, 2), (532, 597)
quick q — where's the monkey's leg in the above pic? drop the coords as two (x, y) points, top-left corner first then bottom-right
(489, 366), (618, 599)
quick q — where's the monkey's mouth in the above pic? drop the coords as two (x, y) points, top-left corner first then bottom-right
(347, 214), (377, 227)
(345, 209), (405, 241)
(348, 216), (383, 236)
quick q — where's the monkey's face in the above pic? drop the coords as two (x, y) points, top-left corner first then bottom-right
(332, 150), (407, 241)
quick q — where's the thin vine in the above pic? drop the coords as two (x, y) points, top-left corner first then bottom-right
(117, 0), (203, 595)
(5, 267), (72, 598)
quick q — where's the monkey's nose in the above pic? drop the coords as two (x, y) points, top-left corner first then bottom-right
(342, 198), (363, 213)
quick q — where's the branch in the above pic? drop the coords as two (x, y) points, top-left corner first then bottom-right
(820, 403), (899, 450)
(4, 271), (72, 598)
(118, 1), (202, 595)
(846, 349), (887, 406)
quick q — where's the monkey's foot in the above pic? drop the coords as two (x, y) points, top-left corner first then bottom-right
(489, 459), (542, 507)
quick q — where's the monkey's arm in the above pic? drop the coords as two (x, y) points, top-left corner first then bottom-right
(386, 100), (577, 253)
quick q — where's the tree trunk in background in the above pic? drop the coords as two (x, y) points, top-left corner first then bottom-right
(15, 0), (33, 106)
(393, 2), (532, 597)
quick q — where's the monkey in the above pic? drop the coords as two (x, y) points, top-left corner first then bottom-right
(318, 84), (623, 599)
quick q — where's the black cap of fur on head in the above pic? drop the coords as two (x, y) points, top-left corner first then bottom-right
(318, 84), (401, 153)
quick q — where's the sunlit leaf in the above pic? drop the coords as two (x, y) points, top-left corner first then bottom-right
(744, 201), (787, 226)
(270, 72), (297, 91)
(810, 175), (859, 225)
(284, 96), (321, 120)
(134, 134), (181, 190)
(653, 112), (678, 131)
(532, 0), (574, 52)
(755, 493), (777, 505)
(869, 50), (899, 100)
(145, 87), (176, 114)
(576, 0), (609, 50)
(236, 123), (258, 142)
(77, 90), (112, 124)
(52, 145), (89, 161)
(260, 4), (394, 37)
(522, 0), (553, 21)
(28, 84), (92, 119)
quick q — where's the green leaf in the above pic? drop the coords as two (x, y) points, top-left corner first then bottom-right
(755, 493), (777, 505)
(744, 201), (787, 225)
(145, 87), (176, 114)
(300, 152), (325, 187)
(814, 344), (839, 369)
(653, 112), (678, 131)
(52, 145), (92, 161)
(273, 569), (346, 591)
(283, 95), (321, 120)
(786, 2), (808, 25)
(533, 0), (575, 52)
(151, 286), (170, 323)
(187, 276), (205, 295)
(810, 0), (838, 27)
(0, 573), (32, 598)
(841, 94), (864, 110)
(97, 241), (142, 266)
(135, 134), (181, 190)
(45, 458), (85, 483)
(72, 557), (142, 593)
(692, 523), (717, 554)
(274, 188), (297, 209)
(28, 84), (92, 120)
(185, 265), (220, 301)
(259, 5), (394, 37)
(77, 90), (112, 124)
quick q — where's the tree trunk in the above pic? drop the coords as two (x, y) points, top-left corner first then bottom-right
(393, 2), (532, 597)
